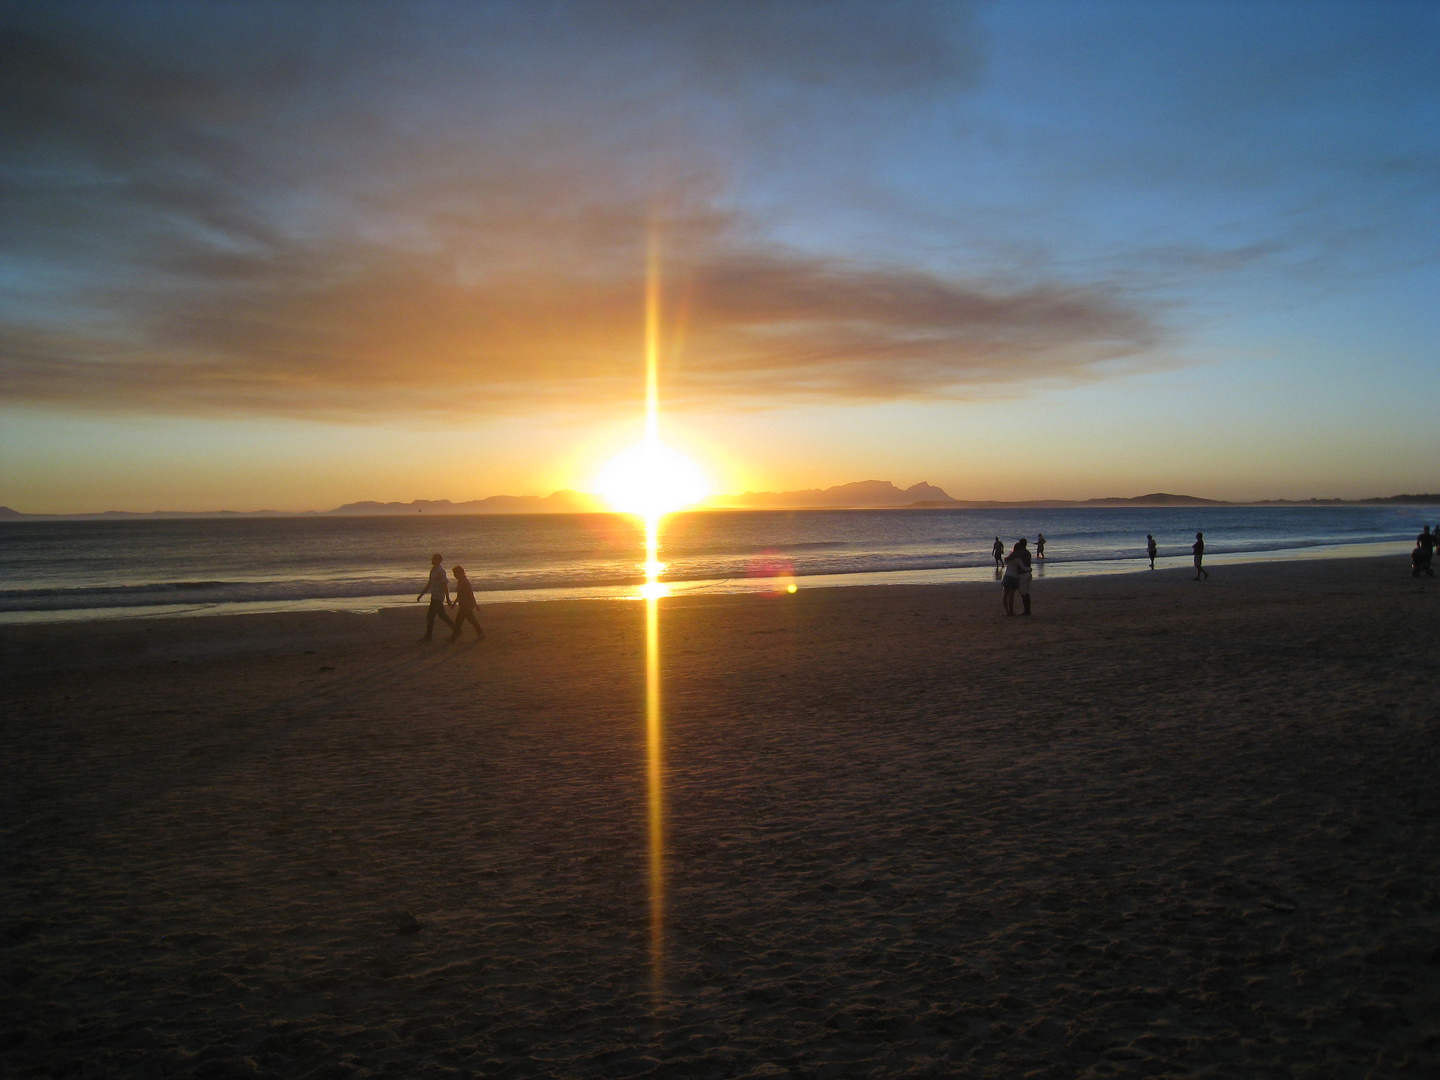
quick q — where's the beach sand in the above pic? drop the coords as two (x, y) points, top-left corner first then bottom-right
(2, 555), (1438, 1079)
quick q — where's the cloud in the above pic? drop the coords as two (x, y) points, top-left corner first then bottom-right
(0, 2), (1166, 422)
(0, 227), (1159, 418)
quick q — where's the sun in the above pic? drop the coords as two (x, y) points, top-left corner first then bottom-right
(596, 441), (710, 517)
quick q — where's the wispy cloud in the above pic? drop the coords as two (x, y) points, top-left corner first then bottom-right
(1, 236), (1159, 418)
(34, 4), (1440, 421)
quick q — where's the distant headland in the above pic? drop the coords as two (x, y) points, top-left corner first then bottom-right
(1, 483), (1436, 519)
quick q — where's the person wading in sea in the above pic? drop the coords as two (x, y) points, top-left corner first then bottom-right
(992, 536), (1005, 569)
(1147, 534), (1158, 569)
(417, 553), (455, 642)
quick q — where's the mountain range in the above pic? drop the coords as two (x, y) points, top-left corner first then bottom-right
(1, 484), (1436, 518)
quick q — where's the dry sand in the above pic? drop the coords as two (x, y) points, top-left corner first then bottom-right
(2, 556), (1438, 1079)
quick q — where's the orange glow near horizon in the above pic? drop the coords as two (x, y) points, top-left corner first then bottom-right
(594, 442), (710, 519)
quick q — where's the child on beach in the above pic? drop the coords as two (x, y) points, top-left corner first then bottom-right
(448, 565), (485, 641)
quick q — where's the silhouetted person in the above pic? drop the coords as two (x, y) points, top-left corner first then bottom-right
(1192, 531), (1209, 580)
(448, 565), (485, 641)
(417, 553), (454, 642)
(1415, 526), (1435, 577)
(1002, 538), (1033, 616)
(992, 536), (1005, 569)
(1036, 533), (1046, 559)
(1146, 534), (1158, 569)
(1413, 545), (1434, 578)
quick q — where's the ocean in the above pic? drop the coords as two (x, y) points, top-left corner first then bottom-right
(1, 505), (1433, 623)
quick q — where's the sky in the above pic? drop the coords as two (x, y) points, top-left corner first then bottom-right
(1, 0), (1437, 513)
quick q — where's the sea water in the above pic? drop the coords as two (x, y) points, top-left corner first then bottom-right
(0, 504), (1433, 622)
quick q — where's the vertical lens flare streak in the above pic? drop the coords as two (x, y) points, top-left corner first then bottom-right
(644, 513), (664, 992)
(645, 233), (661, 450)
(642, 229), (666, 995)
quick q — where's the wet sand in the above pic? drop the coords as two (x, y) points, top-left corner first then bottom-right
(2, 555), (1438, 1079)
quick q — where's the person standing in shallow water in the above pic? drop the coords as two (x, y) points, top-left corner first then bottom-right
(1036, 533), (1046, 559)
(1147, 534), (1158, 569)
(1002, 538), (1033, 616)
(1193, 531), (1209, 580)
(992, 536), (1005, 569)
(417, 553), (455, 642)
(448, 565), (485, 642)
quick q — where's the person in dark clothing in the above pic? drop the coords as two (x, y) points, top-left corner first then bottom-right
(1414, 526), (1435, 577)
(992, 536), (1005, 569)
(448, 565), (485, 641)
(1036, 533), (1046, 559)
(1146, 534), (1158, 569)
(1413, 545), (1435, 578)
(1192, 531), (1209, 580)
(416, 553), (455, 641)
(1002, 538), (1033, 616)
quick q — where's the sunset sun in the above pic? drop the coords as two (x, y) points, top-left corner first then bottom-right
(595, 441), (710, 518)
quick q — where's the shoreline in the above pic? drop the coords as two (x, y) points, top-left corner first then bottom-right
(0, 552), (1424, 671)
(0, 538), (1413, 626)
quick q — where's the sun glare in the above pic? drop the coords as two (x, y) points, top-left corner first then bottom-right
(596, 441), (710, 518)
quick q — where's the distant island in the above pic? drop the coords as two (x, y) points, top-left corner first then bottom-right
(0, 490), (604, 519)
(704, 480), (954, 509)
(319, 490), (604, 515)
(1, 486), (1436, 519)
(703, 484), (1440, 510)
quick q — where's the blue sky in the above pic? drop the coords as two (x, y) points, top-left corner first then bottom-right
(1, 0), (1436, 511)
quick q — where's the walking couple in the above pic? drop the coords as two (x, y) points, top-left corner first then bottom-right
(417, 553), (485, 642)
